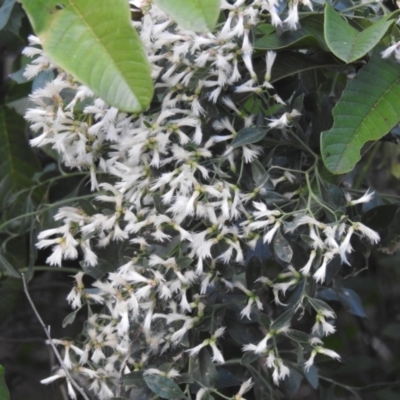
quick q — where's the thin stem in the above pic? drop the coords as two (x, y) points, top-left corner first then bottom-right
(19, 266), (82, 274)
(305, 172), (337, 219)
(340, 0), (382, 13)
(15, 172), (91, 197)
(236, 157), (245, 185)
(21, 274), (91, 400)
(285, 127), (319, 160)
(0, 193), (100, 232)
(319, 377), (362, 399)
(210, 389), (232, 400)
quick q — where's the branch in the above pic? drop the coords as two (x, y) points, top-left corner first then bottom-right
(22, 273), (90, 400)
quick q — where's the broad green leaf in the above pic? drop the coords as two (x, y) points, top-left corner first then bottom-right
(231, 127), (268, 148)
(144, 375), (185, 399)
(153, 0), (220, 32)
(324, 3), (395, 63)
(0, 365), (10, 400)
(0, 107), (41, 209)
(0, 0), (15, 30)
(255, 15), (327, 51)
(20, 0), (153, 112)
(321, 51), (400, 174)
(271, 52), (340, 83)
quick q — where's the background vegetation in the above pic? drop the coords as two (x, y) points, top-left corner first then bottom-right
(2, 0), (400, 399)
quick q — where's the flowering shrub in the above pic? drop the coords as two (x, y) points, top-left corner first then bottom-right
(4, 0), (400, 398)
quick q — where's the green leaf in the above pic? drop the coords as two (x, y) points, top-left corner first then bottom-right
(273, 229), (293, 264)
(321, 51), (400, 174)
(307, 297), (336, 316)
(144, 375), (185, 399)
(317, 287), (367, 318)
(62, 307), (81, 328)
(231, 127), (268, 148)
(0, 254), (20, 278)
(270, 308), (295, 331)
(0, 365), (10, 400)
(251, 159), (268, 186)
(123, 371), (146, 388)
(304, 365), (319, 389)
(215, 367), (240, 389)
(153, 0), (220, 32)
(284, 367), (303, 398)
(226, 319), (264, 345)
(0, 0), (15, 30)
(271, 52), (340, 83)
(80, 258), (115, 279)
(324, 3), (395, 63)
(255, 15), (327, 51)
(0, 106), (41, 210)
(20, 0), (153, 112)
(284, 330), (310, 343)
(192, 347), (218, 388)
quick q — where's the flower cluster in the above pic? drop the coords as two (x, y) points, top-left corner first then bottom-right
(24, 0), (380, 399)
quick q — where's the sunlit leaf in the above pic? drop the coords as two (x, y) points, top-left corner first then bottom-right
(20, 0), (153, 112)
(153, 0), (220, 32)
(321, 51), (400, 174)
(324, 3), (395, 63)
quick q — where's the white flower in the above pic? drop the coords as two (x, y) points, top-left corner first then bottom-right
(263, 221), (281, 243)
(304, 346), (341, 371)
(354, 222), (380, 244)
(265, 51), (277, 83)
(40, 369), (66, 385)
(345, 189), (374, 206)
(312, 312), (336, 337)
(313, 252), (335, 283)
(284, 1), (299, 30)
(235, 378), (254, 398)
(381, 42), (400, 59)
(300, 250), (316, 276)
(339, 226), (354, 265)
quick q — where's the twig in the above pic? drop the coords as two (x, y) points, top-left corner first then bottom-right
(21, 273), (90, 400)
(116, 328), (142, 396)
(115, 350), (131, 397)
